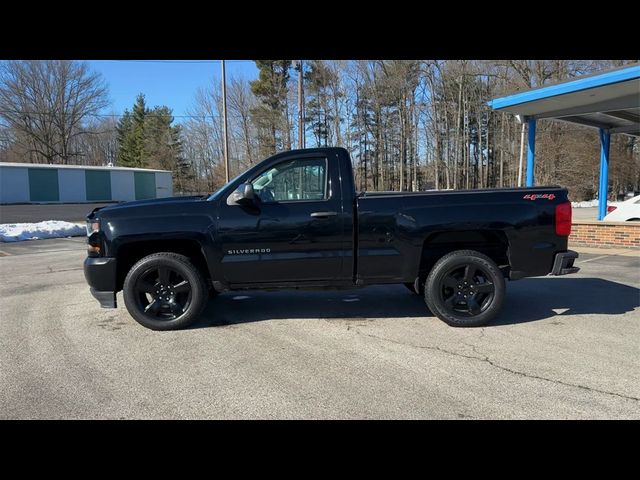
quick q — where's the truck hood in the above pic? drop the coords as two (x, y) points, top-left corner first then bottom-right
(87, 195), (206, 219)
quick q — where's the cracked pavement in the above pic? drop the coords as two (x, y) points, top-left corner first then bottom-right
(0, 237), (638, 419)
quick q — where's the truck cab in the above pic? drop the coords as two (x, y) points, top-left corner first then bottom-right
(214, 149), (356, 287)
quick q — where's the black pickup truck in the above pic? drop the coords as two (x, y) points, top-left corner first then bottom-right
(84, 147), (579, 330)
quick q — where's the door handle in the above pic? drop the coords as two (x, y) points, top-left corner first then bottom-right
(310, 211), (337, 218)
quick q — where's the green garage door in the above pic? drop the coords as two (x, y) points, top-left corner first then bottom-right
(29, 168), (59, 202)
(85, 170), (112, 201)
(134, 172), (156, 200)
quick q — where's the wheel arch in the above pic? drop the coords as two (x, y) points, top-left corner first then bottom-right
(417, 230), (510, 282)
(115, 238), (210, 292)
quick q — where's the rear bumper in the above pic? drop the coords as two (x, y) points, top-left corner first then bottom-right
(550, 250), (580, 275)
(84, 256), (118, 308)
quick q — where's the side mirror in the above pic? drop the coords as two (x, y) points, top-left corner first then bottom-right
(227, 182), (256, 206)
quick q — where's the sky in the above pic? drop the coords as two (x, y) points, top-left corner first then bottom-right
(87, 60), (259, 118)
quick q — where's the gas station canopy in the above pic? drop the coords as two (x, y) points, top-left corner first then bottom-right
(488, 63), (640, 219)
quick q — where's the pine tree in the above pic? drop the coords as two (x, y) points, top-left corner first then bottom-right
(143, 105), (182, 172)
(116, 94), (147, 167)
(250, 60), (291, 157)
(131, 94), (148, 167)
(116, 110), (134, 166)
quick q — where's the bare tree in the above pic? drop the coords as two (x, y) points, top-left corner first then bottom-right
(227, 77), (257, 170)
(0, 60), (109, 164)
(182, 82), (227, 191)
(79, 115), (119, 166)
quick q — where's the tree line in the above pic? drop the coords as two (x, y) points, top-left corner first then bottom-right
(1, 59), (638, 201)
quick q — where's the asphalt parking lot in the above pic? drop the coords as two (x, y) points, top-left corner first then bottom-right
(0, 237), (638, 419)
(572, 207), (598, 221)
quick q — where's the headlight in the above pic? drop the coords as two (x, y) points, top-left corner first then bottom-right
(86, 220), (100, 236)
(86, 219), (101, 256)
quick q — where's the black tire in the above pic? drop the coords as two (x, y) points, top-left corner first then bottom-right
(123, 252), (208, 331)
(424, 249), (505, 327)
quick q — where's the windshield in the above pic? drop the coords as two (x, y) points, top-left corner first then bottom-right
(206, 171), (246, 201)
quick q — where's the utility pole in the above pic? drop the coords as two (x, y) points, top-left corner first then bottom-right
(221, 60), (230, 182)
(297, 60), (305, 149)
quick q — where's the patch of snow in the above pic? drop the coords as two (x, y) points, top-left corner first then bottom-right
(0, 221), (85, 242)
(571, 199), (599, 208)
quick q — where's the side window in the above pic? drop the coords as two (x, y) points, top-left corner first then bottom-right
(251, 157), (327, 203)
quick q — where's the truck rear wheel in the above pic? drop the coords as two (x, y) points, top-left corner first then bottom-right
(424, 249), (505, 327)
(123, 252), (208, 331)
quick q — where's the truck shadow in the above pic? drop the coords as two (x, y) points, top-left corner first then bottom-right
(492, 277), (639, 326)
(191, 278), (639, 329)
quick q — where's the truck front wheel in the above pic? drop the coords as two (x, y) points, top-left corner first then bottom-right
(424, 250), (505, 327)
(122, 252), (208, 331)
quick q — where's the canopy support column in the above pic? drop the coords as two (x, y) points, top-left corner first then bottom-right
(526, 117), (536, 187)
(598, 128), (611, 221)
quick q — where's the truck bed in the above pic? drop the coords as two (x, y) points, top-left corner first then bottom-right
(356, 185), (570, 283)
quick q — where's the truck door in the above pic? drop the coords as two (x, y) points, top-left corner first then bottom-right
(216, 153), (346, 284)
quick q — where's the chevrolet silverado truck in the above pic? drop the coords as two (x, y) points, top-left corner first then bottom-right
(84, 147), (579, 330)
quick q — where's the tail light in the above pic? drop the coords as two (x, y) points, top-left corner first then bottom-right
(607, 206), (617, 213)
(555, 202), (572, 236)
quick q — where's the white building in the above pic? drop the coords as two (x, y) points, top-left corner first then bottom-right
(0, 163), (173, 204)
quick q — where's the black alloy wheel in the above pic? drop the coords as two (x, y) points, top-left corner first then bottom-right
(424, 249), (505, 327)
(439, 264), (495, 316)
(122, 252), (208, 330)
(134, 266), (193, 321)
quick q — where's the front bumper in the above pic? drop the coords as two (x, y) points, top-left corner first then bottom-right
(90, 288), (117, 308)
(550, 250), (580, 275)
(84, 256), (118, 308)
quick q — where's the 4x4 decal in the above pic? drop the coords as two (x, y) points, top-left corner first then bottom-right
(523, 193), (556, 201)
